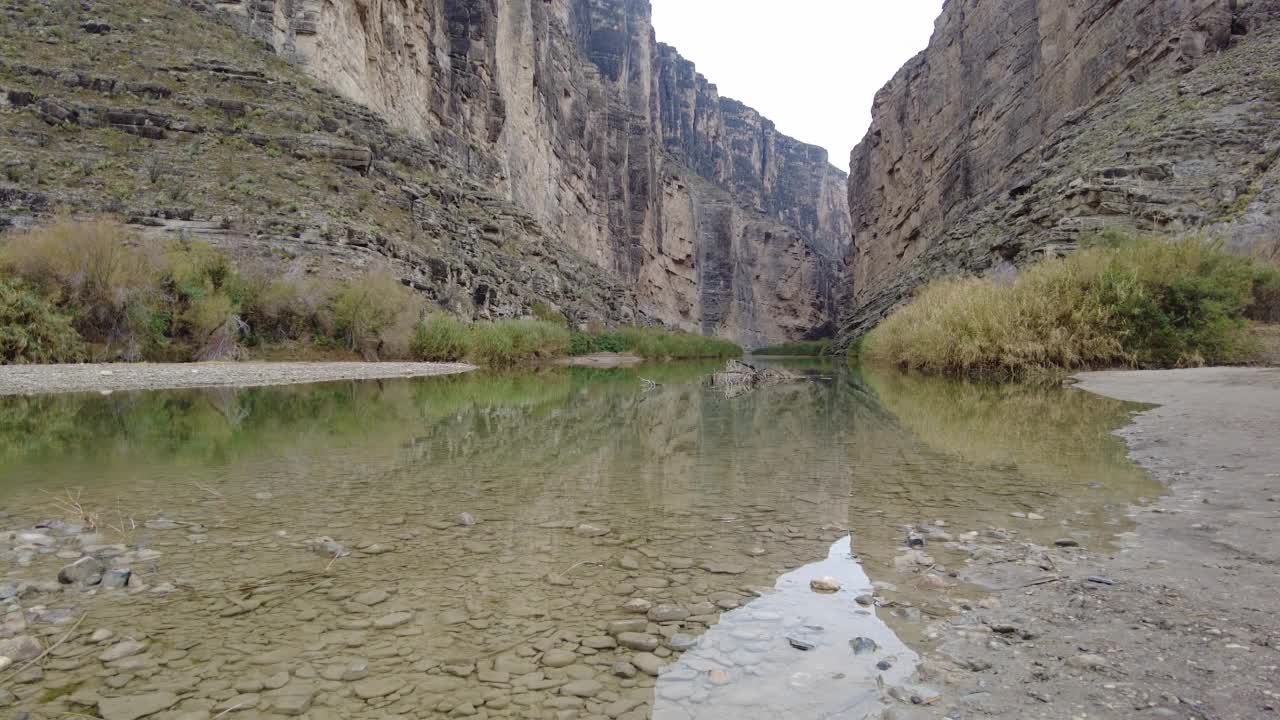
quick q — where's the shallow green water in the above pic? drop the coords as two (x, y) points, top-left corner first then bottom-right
(0, 361), (1159, 719)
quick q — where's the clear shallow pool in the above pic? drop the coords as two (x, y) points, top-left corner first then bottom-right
(0, 361), (1158, 719)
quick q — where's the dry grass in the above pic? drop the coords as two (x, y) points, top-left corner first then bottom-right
(1249, 322), (1280, 366)
(1, 219), (163, 357)
(864, 235), (1274, 377)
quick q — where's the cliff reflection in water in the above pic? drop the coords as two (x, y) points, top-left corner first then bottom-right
(0, 361), (1159, 719)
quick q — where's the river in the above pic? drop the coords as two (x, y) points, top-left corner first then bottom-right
(0, 360), (1160, 719)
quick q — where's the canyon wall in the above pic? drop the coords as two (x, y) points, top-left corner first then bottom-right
(841, 0), (1280, 342)
(195, 0), (848, 346)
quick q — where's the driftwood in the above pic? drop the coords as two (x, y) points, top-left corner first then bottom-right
(708, 359), (802, 397)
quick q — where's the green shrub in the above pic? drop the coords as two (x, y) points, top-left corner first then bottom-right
(864, 234), (1274, 376)
(569, 330), (628, 355)
(240, 275), (328, 344)
(412, 313), (472, 361)
(466, 319), (570, 367)
(616, 326), (741, 359)
(1251, 263), (1280, 323)
(0, 278), (86, 364)
(332, 272), (423, 360)
(753, 339), (832, 356)
(1, 219), (164, 357)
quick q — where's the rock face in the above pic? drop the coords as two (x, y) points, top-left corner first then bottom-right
(840, 0), (1280, 343)
(187, 0), (849, 346)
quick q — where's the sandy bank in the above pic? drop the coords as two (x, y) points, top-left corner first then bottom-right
(893, 367), (1280, 720)
(0, 361), (476, 396)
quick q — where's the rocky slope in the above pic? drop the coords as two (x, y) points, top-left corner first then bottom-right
(840, 0), (1280, 343)
(0, 0), (848, 348)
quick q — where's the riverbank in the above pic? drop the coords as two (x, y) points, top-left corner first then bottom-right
(0, 361), (476, 396)
(891, 367), (1280, 720)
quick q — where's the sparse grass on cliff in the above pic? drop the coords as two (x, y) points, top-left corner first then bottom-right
(864, 234), (1279, 377)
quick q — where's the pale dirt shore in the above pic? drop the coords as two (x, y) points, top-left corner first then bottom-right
(553, 353), (645, 368)
(0, 361), (477, 396)
(896, 367), (1280, 720)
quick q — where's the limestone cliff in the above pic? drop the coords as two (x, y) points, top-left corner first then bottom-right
(182, 0), (849, 346)
(840, 0), (1280, 343)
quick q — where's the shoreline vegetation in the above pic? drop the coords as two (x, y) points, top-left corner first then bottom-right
(751, 339), (833, 357)
(0, 219), (742, 368)
(861, 232), (1280, 378)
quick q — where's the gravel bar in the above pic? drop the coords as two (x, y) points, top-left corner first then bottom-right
(0, 361), (476, 396)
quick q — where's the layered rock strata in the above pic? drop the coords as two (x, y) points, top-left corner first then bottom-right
(840, 0), (1280, 342)
(186, 0), (850, 346)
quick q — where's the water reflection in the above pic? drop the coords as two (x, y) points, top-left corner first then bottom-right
(654, 536), (917, 720)
(0, 361), (1159, 718)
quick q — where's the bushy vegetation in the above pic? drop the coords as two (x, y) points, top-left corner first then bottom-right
(568, 327), (741, 360)
(0, 220), (424, 362)
(753, 339), (833, 356)
(0, 278), (86, 364)
(864, 233), (1280, 377)
(410, 316), (571, 366)
(569, 330), (630, 356)
(468, 319), (572, 367)
(411, 313), (473, 362)
(0, 220), (746, 367)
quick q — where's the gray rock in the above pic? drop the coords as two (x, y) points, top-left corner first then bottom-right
(304, 537), (349, 558)
(493, 656), (537, 675)
(97, 691), (179, 720)
(351, 589), (388, 606)
(561, 679), (603, 698)
(100, 640), (147, 662)
(573, 523), (611, 537)
(611, 661), (637, 678)
(58, 556), (105, 586)
(666, 634), (696, 652)
(455, 512), (477, 526)
(0, 636), (42, 662)
(631, 652), (663, 676)
(617, 632), (659, 651)
(850, 637), (878, 655)
(855, 594), (874, 606)
(622, 598), (652, 614)
(541, 649), (577, 668)
(608, 618), (649, 635)
(269, 690), (315, 716)
(101, 569), (132, 589)
(787, 637), (815, 651)
(352, 676), (405, 699)
(700, 560), (747, 575)
(1066, 653), (1108, 670)
(373, 611), (412, 629)
(648, 604), (689, 622)
(810, 576), (841, 593)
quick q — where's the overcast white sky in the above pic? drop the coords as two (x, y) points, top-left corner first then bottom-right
(649, 0), (944, 170)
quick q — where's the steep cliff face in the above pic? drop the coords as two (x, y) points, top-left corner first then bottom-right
(841, 0), (1280, 342)
(193, 0), (848, 346)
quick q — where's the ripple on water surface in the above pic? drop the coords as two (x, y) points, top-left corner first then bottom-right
(0, 361), (1159, 718)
